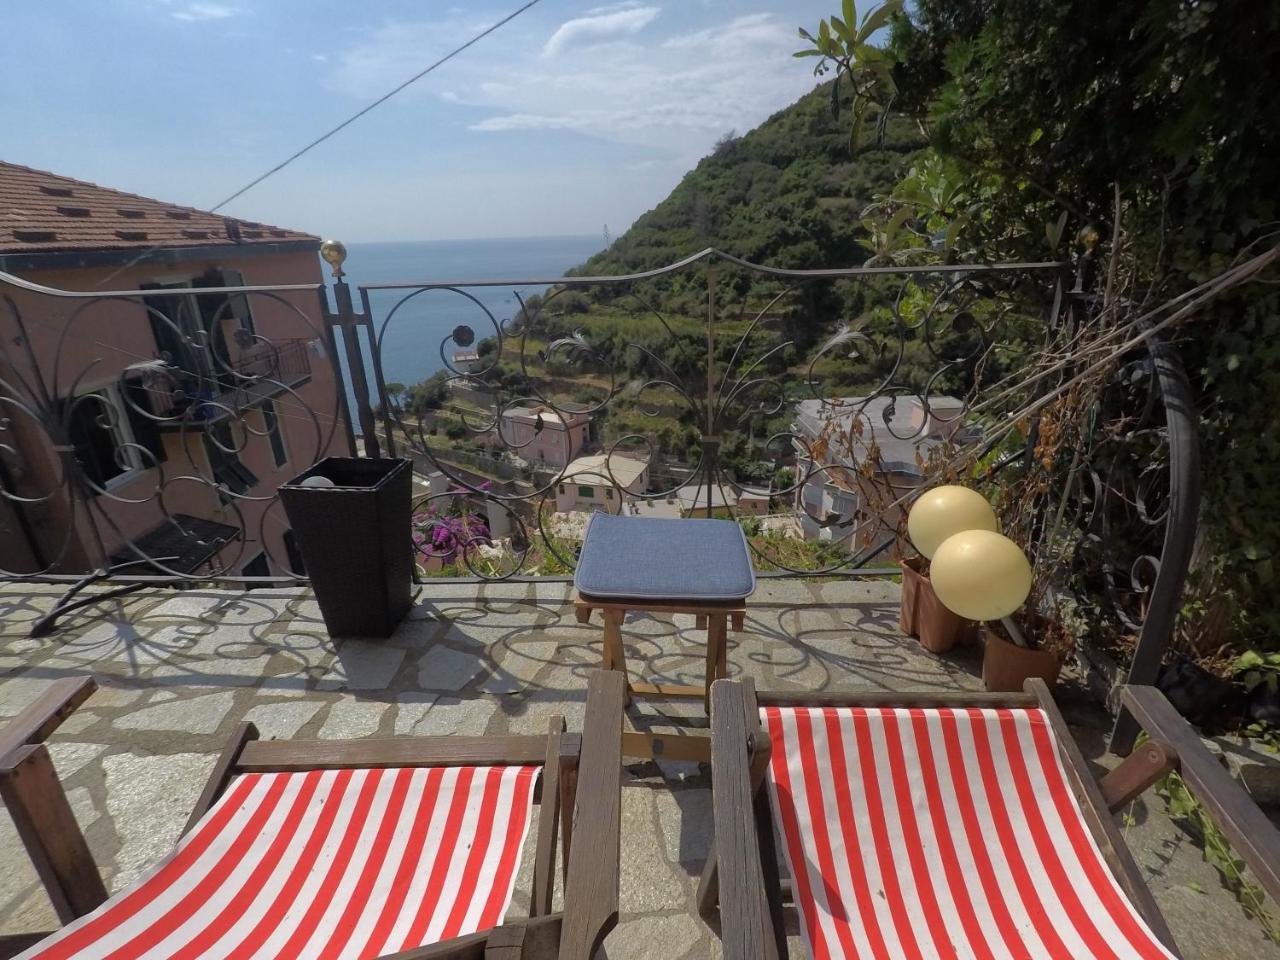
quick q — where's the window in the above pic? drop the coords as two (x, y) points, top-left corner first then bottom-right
(558, 484), (566, 494)
(66, 384), (143, 489)
(263, 399), (288, 468)
(605, 488), (613, 500)
(219, 268), (255, 336)
(140, 269), (252, 388)
(578, 485), (594, 498)
(204, 421), (259, 495)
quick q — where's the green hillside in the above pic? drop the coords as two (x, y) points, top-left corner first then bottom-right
(576, 82), (923, 274)
(408, 83), (937, 479)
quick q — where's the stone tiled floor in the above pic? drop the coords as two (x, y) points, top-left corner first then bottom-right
(1, 579), (1277, 959)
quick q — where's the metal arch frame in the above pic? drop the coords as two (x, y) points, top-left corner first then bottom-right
(1111, 328), (1201, 752)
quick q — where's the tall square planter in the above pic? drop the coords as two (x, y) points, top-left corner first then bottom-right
(280, 457), (413, 638)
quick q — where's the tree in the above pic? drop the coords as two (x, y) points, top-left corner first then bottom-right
(800, 0), (1280, 652)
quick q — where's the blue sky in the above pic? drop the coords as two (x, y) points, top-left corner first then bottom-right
(2, 1), (840, 242)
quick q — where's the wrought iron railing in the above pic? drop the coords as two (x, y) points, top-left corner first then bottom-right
(0, 247), (1200, 724)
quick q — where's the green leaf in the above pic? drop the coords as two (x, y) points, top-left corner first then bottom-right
(1237, 650), (1266, 670)
(830, 15), (854, 47)
(843, 0), (856, 30)
(944, 216), (965, 251)
(1046, 210), (1069, 253)
(885, 204), (915, 241)
(793, 49), (824, 58)
(857, 0), (903, 44)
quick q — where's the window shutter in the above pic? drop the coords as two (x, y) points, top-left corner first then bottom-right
(58, 396), (106, 491)
(122, 376), (167, 465)
(221, 268), (254, 335)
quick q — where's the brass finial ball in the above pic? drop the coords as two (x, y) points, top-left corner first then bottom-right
(320, 239), (347, 278)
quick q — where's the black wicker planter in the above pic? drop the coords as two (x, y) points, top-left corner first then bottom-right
(280, 457), (413, 638)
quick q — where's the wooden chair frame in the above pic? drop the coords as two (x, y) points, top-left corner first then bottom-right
(0, 671), (627, 960)
(697, 678), (1280, 960)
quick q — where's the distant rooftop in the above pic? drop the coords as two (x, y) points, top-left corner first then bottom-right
(793, 395), (965, 474)
(503, 404), (587, 427)
(561, 452), (647, 488)
(0, 161), (317, 256)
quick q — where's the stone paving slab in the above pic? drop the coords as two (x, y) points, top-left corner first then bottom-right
(1, 579), (1277, 958)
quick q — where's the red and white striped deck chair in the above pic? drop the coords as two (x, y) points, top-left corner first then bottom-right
(0, 671), (626, 960)
(699, 678), (1280, 960)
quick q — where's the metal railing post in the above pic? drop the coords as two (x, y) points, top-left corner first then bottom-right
(360, 285), (397, 458)
(319, 240), (380, 459)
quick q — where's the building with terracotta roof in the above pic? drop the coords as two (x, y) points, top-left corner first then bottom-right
(0, 161), (349, 580)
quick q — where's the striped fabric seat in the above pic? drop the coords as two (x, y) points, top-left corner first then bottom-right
(20, 765), (540, 960)
(761, 706), (1177, 960)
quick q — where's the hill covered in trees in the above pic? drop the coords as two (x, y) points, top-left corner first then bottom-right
(574, 82), (923, 275)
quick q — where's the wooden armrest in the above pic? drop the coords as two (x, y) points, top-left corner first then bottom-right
(557, 670), (625, 959)
(1121, 685), (1280, 904)
(708, 679), (779, 960)
(0, 677), (96, 762)
(0, 932), (54, 960)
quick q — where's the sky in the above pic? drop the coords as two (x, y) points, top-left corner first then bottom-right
(2, 0), (841, 243)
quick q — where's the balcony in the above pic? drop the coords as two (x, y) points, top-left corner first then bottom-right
(5, 250), (1271, 957)
(2, 579), (1277, 957)
(150, 337), (313, 427)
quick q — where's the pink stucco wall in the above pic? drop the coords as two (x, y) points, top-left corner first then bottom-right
(499, 408), (589, 468)
(0, 249), (352, 578)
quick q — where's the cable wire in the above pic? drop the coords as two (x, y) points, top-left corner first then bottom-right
(93, 0), (543, 288)
(208, 0), (543, 213)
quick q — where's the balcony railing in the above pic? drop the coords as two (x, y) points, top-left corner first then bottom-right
(0, 249), (1200, 713)
(149, 337), (313, 424)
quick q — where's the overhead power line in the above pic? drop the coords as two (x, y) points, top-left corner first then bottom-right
(94, 0), (543, 288)
(209, 0), (544, 213)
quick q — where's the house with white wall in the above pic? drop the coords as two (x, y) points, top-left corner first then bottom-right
(553, 452), (648, 513)
(790, 395), (968, 546)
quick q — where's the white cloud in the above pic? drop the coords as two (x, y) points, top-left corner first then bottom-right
(331, 11), (816, 164)
(171, 3), (239, 21)
(542, 7), (659, 57)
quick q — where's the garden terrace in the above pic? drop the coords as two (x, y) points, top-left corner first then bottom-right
(1, 579), (1278, 959)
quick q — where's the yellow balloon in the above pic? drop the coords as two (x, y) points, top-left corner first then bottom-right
(907, 485), (999, 559)
(929, 529), (1033, 621)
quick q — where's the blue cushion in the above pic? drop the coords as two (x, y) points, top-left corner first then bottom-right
(574, 514), (756, 601)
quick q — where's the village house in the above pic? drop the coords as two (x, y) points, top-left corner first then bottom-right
(790, 394), (966, 546)
(498, 403), (590, 468)
(553, 451), (648, 513)
(676, 481), (772, 518)
(0, 161), (347, 580)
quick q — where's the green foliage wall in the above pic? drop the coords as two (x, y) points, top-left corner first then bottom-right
(878, 0), (1280, 653)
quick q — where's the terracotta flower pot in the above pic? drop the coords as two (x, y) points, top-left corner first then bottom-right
(900, 557), (977, 654)
(981, 625), (1063, 692)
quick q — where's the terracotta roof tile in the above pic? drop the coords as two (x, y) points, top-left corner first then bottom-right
(0, 160), (318, 254)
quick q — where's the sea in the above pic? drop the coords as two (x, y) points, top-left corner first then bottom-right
(337, 235), (604, 395)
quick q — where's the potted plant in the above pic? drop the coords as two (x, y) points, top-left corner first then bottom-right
(900, 485), (999, 654)
(980, 611), (1068, 692)
(899, 555), (977, 653)
(928, 527), (1068, 691)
